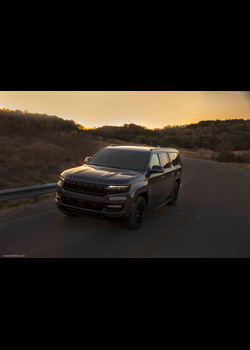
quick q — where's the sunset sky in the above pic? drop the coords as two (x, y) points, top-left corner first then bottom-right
(0, 91), (249, 129)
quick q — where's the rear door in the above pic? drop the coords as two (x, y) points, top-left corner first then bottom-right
(168, 152), (182, 186)
(159, 152), (175, 197)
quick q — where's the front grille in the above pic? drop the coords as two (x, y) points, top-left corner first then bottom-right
(63, 179), (106, 196)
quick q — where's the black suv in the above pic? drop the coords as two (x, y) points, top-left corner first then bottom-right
(55, 145), (183, 230)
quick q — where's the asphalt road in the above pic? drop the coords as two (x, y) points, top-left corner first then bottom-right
(1, 157), (250, 258)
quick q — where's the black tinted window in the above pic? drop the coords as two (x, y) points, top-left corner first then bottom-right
(169, 152), (180, 166)
(159, 153), (171, 169)
(149, 153), (160, 169)
(88, 149), (148, 171)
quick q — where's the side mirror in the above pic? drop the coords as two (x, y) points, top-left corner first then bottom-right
(85, 157), (91, 163)
(150, 165), (164, 174)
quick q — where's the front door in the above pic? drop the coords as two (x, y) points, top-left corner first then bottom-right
(147, 153), (165, 207)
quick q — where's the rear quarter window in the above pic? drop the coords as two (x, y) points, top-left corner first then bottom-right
(159, 152), (171, 169)
(169, 152), (180, 166)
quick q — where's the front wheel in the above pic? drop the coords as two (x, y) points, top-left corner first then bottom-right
(168, 182), (179, 206)
(125, 196), (146, 230)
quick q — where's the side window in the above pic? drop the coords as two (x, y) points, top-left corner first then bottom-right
(149, 153), (160, 170)
(159, 153), (171, 169)
(169, 152), (180, 166)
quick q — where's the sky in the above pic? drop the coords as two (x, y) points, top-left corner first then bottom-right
(0, 91), (249, 129)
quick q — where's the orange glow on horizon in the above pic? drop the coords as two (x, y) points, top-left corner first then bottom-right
(0, 91), (249, 129)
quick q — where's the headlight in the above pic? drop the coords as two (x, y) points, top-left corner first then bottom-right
(58, 176), (65, 186)
(106, 185), (130, 193)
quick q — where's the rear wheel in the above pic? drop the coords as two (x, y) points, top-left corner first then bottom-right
(125, 196), (146, 230)
(168, 182), (179, 206)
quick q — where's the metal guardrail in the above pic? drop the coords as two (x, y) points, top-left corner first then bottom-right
(0, 183), (58, 203)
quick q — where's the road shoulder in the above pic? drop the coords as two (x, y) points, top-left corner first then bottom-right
(0, 199), (57, 225)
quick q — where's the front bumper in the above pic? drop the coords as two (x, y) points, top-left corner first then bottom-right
(55, 184), (133, 220)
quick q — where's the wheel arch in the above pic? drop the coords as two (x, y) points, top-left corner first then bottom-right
(135, 190), (148, 209)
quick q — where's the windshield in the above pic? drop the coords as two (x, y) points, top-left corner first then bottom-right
(88, 149), (149, 171)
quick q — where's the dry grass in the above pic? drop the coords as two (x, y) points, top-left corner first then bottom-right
(178, 148), (216, 160)
(178, 148), (250, 171)
(223, 163), (250, 172)
(0, 134), (111, 190)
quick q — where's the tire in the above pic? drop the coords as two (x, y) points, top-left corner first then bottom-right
(125, 196), (146, 230)
(168, 182), (179, 206)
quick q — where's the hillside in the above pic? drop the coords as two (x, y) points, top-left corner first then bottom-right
(0, 108), (134, 190)
(87, 120), (250, 152)
(1, 108), (250, 191)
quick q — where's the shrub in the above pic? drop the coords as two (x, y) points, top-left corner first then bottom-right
(217, 152), (236, 163)
(241, 151), (250, 163)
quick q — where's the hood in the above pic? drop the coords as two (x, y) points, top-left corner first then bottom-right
(61, 164), (143, 185)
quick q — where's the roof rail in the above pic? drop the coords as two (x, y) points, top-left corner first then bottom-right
(109, 144), (144, 147)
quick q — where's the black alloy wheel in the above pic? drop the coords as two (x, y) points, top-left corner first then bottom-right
(125, 196), (146, 230)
